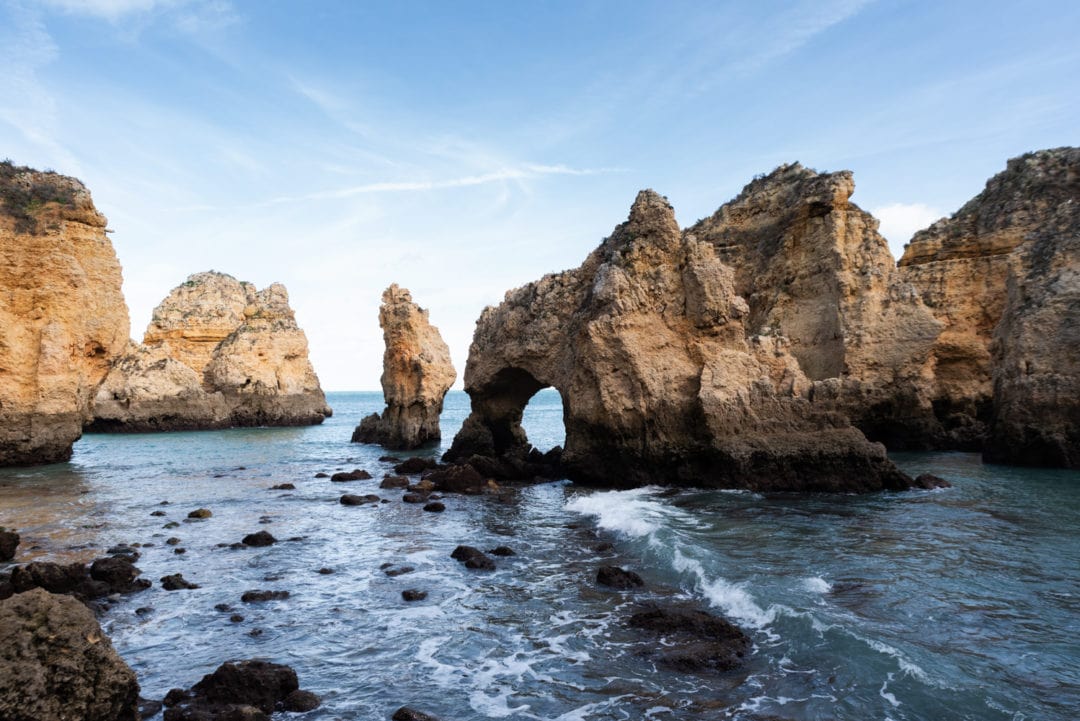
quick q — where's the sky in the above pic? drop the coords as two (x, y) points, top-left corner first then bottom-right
(1, 0), (1077, 390)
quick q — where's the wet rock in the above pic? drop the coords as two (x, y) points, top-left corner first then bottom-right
(10, 558), (149, 603)
(597, 566), (645, 590)
(394, 457), (439, 475)
(627, 603), (750, 673)
(330, 469), (372, 482)
(422, 501), (445, 513)
(379, 455), (402, 463)
(393, 707), (441, 721)
(229, 614), (244, 623)
(161, 659), (314, 720)
(269, 483), (295, 490)
(281, 689), (321, 712)
(409, 479), (436, 493)
(0, 588), (140, 721)
(164, 521), (180, 529)
(139, 697), (164, 719)
(135, 606), (152, 616)
(241, 590), (289, 603)
(340, 494), (381, 506)
(174, 548), (186, 555)
(167, 537), (182, 546)
(424, 463), (487, 494)
(451, 546), (495, 571)
(90, 556), (140, 588)
(214, 603), (232, 612)
(187, 509), (212, 519)
(402, 589), (427, 602)
(317, 567), (334, 575)
(161, 574), (199, 591)
(383, 565), (414, 577)
(150, 510), (167, 517)
(314, 472), (329, 478)
(380, 475), (410, 489)
(487, 546), (515, 557)
(594, 542), (615, 554)
(912, 473), (951, 489)
(241, 531), (277, 547)
(107, 544), (140, 560)
(0, 529), (19, 561)
(402, 492), (427, 504)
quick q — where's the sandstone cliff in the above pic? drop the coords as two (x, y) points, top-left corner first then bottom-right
(446, 190), (912, 491)
(90, 271), (331, 431)
(899, 148), (1080, 466)
(0, 162), (130, 464)
(352, 284), (456, 449)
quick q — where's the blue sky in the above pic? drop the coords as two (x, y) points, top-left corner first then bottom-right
(2, 0), (1077, 390)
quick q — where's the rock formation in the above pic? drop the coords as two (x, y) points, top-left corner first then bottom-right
(90, 271), (331, 431)
(446, 190), (912, 491)
(0, 162), (130, 465)
(0, 588), (141, 721)
(353, 284), (456, 449)
(899, 148), (1080, 466)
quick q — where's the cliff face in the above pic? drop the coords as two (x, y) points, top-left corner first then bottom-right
(352, 285), (456, 449)
(446, 191), (912, 491)
(90, 272), (330, 431)
(0, 163), (130, 464)
(900, 148), (1080, 466)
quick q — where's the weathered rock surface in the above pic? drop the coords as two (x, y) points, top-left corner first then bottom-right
(90, 271), (331, 431)
(0, 162), (130, 465)
(3, 556), (150, 606)
(446, 189), (913, 491)
(162, 659), (318, 720)
(900, 148), (1080, 466)
(627, 602), (750, 673)
(353, 284), (456, 449)
(0, 529), (19, 562)
(0, 588), (140, 721)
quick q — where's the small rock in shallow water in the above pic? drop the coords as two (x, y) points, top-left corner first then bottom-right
(270, 483), (295, 490)
(242, 531), (277, 547)
(0, 530), (18, 562)
(597, 566), (645, 589)
(160, 573), (199, 590)
(393, 707), (441, 721)
(422, 501), (445, 513)
(241, 589), (289, 603)
(138, 697), (164, 719)
(282, 689), (321, 712)
(331, 468), (372, 482)
(488, 546), (515, 557)
(402, 589), (427, 602)
(913, 473), (951, 489)
(340, 493), (381, 506)
(173, 548), (186, 555)
(402, 492), (427, 504)
(163, 521), (180, 529)
(379, 455), (402, 463)
(383, 565), (414, 577)
(150, 510), (166, 517)
(214, 603), (232, 612)
(187, 508), (212, 519)
(135, 606), (152, 615)
(230, 614), (244, 623)
(394, 457), (438, 475)
(451, 546), (495, 571)
(317, 567), (334, 574)
(166, 537), (181, 546)
(594, 542), (615, 553)
(380, 475), (410, 489)
(314, 472), (329, 478)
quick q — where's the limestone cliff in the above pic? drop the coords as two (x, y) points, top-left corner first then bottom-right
(0, 162), (130, 464)
(90, 271), (331, 430)
(899, 148), (1080, 466)
(446, 190), (912, 491)
(352, 284), (456, 449)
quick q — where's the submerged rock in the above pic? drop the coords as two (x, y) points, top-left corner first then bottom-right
(353, 285), (456, 450)
(0, 162), (130, 466)
(0, 588), (140, 721)
(451, 545), (495, 571)
(241, 590), (289, 603)
(597, 566), (645, 589)
(627, 603), (750, 673)
(393, 708), (442, 721)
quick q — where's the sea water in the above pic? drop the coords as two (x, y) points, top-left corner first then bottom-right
(0, 390), (1077, 720)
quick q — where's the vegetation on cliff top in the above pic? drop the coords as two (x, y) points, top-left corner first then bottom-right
(0, 159), (79, 234)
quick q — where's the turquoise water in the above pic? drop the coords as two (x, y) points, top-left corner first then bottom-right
(0, 390), (1077, 720)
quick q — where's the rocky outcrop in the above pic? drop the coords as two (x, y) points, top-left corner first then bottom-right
(353, 285), (456, 449)
(0, 588), (140, 721)
(90, 271), (331, 431)
(899, 148), (1080, 466)
(163, 659), (319, 719)
(0, 162), (130, 465)
(446, 190), (913, 491)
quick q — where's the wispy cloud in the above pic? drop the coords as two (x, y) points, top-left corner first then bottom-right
(37, 0), (175, 21)
(872, 202), (944, 259)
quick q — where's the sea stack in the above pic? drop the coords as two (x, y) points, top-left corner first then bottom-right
(90, 271), (331, 431)
(353, 284), (456, 449)
(0, 162), (130, 465)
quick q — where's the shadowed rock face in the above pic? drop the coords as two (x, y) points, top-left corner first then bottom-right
(446, 190), (912, 491)
(353, 285), (456, 449)
(90, 271), (331, 431)
(0, 163), (130, 465)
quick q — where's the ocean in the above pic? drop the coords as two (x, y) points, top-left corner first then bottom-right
(0, 390), (1077, 720)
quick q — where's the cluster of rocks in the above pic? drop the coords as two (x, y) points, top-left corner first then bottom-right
(90, 271), (331, 433)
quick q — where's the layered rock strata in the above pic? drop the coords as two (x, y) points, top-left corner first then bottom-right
(0, 162), (130, 465)
(353, 285), (456, 449)
(899, 148), (1080, 466)
(446, 190), (913, 491)
(90, 271), (330, 431)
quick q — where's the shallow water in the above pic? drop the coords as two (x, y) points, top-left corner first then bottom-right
(0, 391), (1077, 720)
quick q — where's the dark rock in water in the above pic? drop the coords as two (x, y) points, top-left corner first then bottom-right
(162, 659), (312, 720)
(379, 455), (402, 463)
(269, 483), (295, 490)
(167, 537), (182, 546)
(383, 565), (414, 577)
(314, 472), (329, 478)
(214, 603), (232, 612)
(451, 545), (495, 571)
(90, 556), (140, 588)
(241, 531), (277, 547)
(594, 542), (615, 554)
(187, 508), (212, 519)
(488, 546), (515, 557)
(597, 566), (645, 589)
(241, 590), (289, 603)
(425, 463), (487, 494)
(422, 501), (446, 513)
(393, 707), (441, 721)
(139, 696), (164, 719)
(340, 494), (381, 506)
(402, 492), (427, 504)
(0, 529), (20, 561)
(229, 614), (244, 623)
(0, 588), (140, 721)
(150, 510), (167, 517)
(401, 589), (427, 602)
(380, 475), (410, 489)
(161, 573), (199, 591)
(282, 689), (321, 712)
(164, 521), (180, 529)
(173, 548), (186, 555)
(912, 473), (951, 489)
(330, 469), (372, 482)
(107, 544), (140, 560)
(394, 457), (439, 475)
(135, 606), (152, 616)
(10, 558), (149, 603)
(317, 567), (334, 575)
(627, 603), (750, 672)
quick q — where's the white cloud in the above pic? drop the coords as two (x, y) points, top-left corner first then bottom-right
(871, 202), (944, 260)
(37, 0), (171, 20)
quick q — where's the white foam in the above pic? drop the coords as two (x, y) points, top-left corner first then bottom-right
(879, 674), (901, 707)
(801, 576), (832, 594)
(565, 488), (664, 538)
(672, 548), (776, 629)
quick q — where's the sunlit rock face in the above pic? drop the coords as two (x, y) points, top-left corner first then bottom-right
(91, 271), (331, 431)
(352, 284), (456, 450)
(0, 163), (130, 465)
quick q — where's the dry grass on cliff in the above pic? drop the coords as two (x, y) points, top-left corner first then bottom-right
(0, 159), (79, 234)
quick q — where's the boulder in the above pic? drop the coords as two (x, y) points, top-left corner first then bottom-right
(0, 588), (140, 721)
(627, 602), (750, 673)
(352, 285), (456, 449)
(241, 531), (276, 547)
(451, 545), (495, 571)
(596, 566), (644, 589)
(162, 659), (318, 720)
(0, 529), (18, 561)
